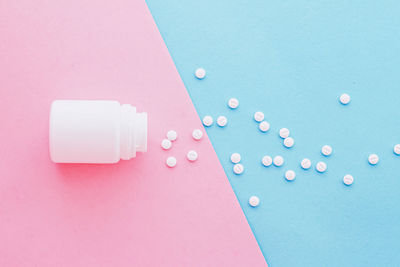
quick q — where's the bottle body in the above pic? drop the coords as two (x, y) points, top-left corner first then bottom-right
(49, 100), (147, 164)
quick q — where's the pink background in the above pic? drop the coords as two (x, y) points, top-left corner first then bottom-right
(0, 0), (266, 266)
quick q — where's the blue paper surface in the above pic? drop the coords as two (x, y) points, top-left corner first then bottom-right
(146, 1), (400, 266)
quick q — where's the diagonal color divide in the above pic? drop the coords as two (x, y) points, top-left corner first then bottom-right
(0, 0), (266, 266)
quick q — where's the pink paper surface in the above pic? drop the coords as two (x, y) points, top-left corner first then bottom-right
(0, 1), (266, 266)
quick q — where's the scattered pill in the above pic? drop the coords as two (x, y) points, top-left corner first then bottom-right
(217, 116), (228, 127)
(249, 196), (260, 207)
(279, 128), (290, 139)
(262, 155), (273, 167)
(259, 121), (270, 132)
(283, 137), (294, 148)
(316, 161), (327, 173)
(231, 153), (241, 164)
(343, 174), (354, 186)
(195, 68), (206, 79)
(192, 129), (203, 140)
(166, 156), (177, 168)
(228, 98), (239, 109)
(187, 150), (198, 162)
(285, 170), (296, 181)
(394, 144), (400, 155)
(321, 145), (333, 156)
(368, 154), (379, 165)
(233, 163), (244, 175)
(202, 116), (213, 127)
(161, 139), (172, 150)
(300, 158), (312, 169)
(166, 130), (178, 141)
(254, 111), (265, 122)
(339, 93), (351, 105)
(273, 156), (284, 167)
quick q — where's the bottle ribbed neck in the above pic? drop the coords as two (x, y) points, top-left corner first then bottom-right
(120, 104), (147, 160)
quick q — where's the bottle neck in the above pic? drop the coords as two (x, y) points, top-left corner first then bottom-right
(120, 104), (147, 160)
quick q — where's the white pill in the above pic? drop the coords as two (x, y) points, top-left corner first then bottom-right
(279, 128), (290, 139)
(300, 158), (312, 169)
(195, 68), (206, 79)
(248, 196), (260, 207)
(316, 161), (327, 173)
(273, 156), (284, 167)
(230, 153), (241, 164)
(192, 129), (203, 140)
(283, 137), (294, 148)
(343, 174), (354, 186)
(161, 139), (172, 150)
(217, 116), (228, 127)
(187, 150), (198, 162)
(321, 145), (333, 156)
(202, 116), (213, 127)
(259, 121), (270, 132)
(262, 155), (273, 167)
(166, 130), (178, 141)
(233, 163), (244, 175)
(393, 144), (400, 155)
(339, 93), (351, 105)
(166, 156), (177, 168)
(368, 154), (379, 165)
(285, 170), (296, 181)
(228, 98), (239, 109)
(254, 111), (264, 122)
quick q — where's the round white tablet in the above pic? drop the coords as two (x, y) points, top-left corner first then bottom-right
(321, 145), (332, 156)
(273, 156), (284, 167)
(195, 68), (206, 79)
(279, 128), (290, 139)
(217, 116), (228, 127)
(202, 115), (213, 127)
(233, 163), (244, 175)
(339, 93), (351, 105)
(262, 155), (273, 167)
(166, 156), (177, 168)
(192, 129), (203, 140)
(254, 111), (264, 122)
(161, 139), (172, 150)
(394, 144), (400, 155)
(166, 130), (178, 141)
(259, 121), (270, 132)
(316, 161), (327, 173)
(230, 153), (241, 164)
(343, 174), (354, 186)
(248, 196), (260, 207)
(285, 170), (296, 181)
(187, 150), (198, 162)
(228, 98), (239, 109)
(300, 158), (312, 170)
(368, 154), (379, 165)
(283, 137), (294, 148)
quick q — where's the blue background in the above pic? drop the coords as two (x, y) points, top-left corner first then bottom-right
(146, 1), (400, 266)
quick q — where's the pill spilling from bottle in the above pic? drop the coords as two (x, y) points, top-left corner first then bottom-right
(195, 68), (206, 79)
(231, 153), (241, 164)
(186, 77), (400, 213)
(368, 154), (379, 165)
(249, 196), (260, 207)
(301, 158), (312, 170)
(160, 129), (203, 168)
(262, 155), (272, 167)
(316, 162), (327, 173)
(343, 174), (354, 185)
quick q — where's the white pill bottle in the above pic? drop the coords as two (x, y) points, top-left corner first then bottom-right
(49, 100), (147, 164)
